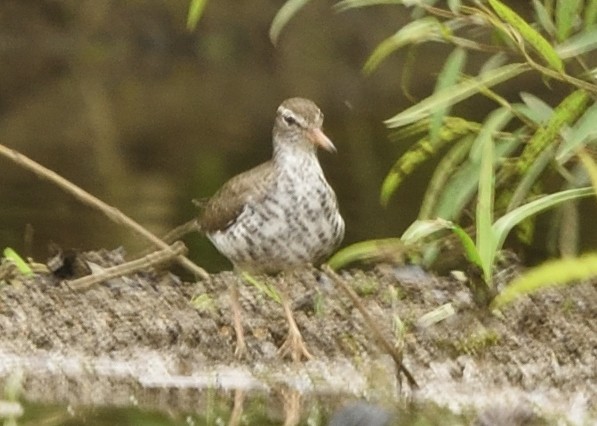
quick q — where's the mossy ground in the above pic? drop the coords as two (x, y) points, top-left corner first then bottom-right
(0, 249), (594, 424)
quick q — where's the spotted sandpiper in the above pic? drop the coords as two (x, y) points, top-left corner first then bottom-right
(199, 97), (344, 360)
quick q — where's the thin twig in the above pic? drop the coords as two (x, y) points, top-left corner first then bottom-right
(68, 241), (188, 291)
(322, 265), (419, 389)
(138, 218), (200, 257)
(160, 219), (201, 244)
(0, 144), (209, 279)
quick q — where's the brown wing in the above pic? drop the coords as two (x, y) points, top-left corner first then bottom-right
(198, 161), (274, 233)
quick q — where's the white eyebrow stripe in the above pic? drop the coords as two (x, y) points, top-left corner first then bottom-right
(277, 106), (308, 127)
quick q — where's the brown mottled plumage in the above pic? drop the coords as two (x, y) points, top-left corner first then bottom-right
(198, 97), (344, 361)
(199, 97), (344, 274)
(199, 162), (273, 234)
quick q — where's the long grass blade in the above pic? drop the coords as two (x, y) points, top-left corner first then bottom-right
(475, 109), (514, 283)
(578, 150), (597, 199)
(429, 48), (467, 144)
(488, 0), (564, 72)
(515, 89), (591, 177)
(446, 223), (482, 269)
(270, 0), (312, 45)
(556, 101), (597, 163)
(532, 0), (556, 36)
(334, 0), (403, 12)
(419, 135), (473, 219)
(555, 0), (583, 42)
(585, 0), (597, 29)
(241, 272), (281, 303)
(364, 17), (443, 74)
(447, 0), (461, 14)
(518, 92), (554, 124)
(380, 117), (477, 206)
(556, 27), (597, 58)
(492, 254), (597, 308)
(492, 187), (595, 258)
(432, 135), (521, 221)
(384, 63), (529, 128)
(470, 107), (513, 162)
(401, 218), (452, 244)
(186, 0), (208, 30)
(508, 146), (555, 211)
(3, 248), (33, 276)
(479, 52), (509, 75)
(326, 238), (406, 270)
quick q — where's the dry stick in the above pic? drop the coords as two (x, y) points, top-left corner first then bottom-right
(322, 265), (419, 389)
(0, 144), (209, 280)
(160, 218), (201, 244)
(137, 218), (200, 258)
(68, 241), (188, 291)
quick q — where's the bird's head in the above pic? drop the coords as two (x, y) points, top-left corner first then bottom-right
(273, 97), (336, 154)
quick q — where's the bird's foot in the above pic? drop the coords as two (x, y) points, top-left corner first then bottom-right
(278, 324), (313, 362)
(278, 290), (312, 362)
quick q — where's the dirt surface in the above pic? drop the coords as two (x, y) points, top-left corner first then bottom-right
(0, 248), (595, 424)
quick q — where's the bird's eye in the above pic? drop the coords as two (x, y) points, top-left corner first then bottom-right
(283, 114), (298, 126)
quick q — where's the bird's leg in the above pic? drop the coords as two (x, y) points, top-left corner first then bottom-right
(230, 284), (247, 359)
(277, 281), (312, 362)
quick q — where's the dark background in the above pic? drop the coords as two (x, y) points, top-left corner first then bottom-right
(1, 0), (593, 272)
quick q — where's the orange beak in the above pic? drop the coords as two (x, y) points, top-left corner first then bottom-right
(308, 128), (337, 153)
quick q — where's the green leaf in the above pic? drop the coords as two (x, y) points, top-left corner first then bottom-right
(493, 187), (595, 258)
(380, 117), (478, 206)
(555, 0), (582, 42)
(363, 17), (443, 74)
(479, 52), (508, 75)
(474, 109), (513, 283)
(241, 272), (281, 303)
(492, 253), (597, 308)
(578, 150), (597, 195)
(447, 0), (461, 14)
(532, 0), (556, 36)
(186, 0), (208, 31)
(556, 27), (597, 58)
(419, 135), (473, 219)
(3, 248), (33, 276)
(469, 107), (513, 162)
(556, 101), (597, 163)
(400, 219), (484, 269)
(489, 0), (564, 72)
(334, 0), (403, 12)
(269, 0), (312, 45)
(508, 145), (555, 211)
(190, 294), (216, 314)
(429, 48), (467, 144)
(384, 63), (529, 128)
(518, 92), (554, 124)
(585, 0), (597, 29)
(326, 238), (406, 270)
(401, 219), (452, 244)
(432, 133), (521, 221)
(446, 223), (483, 269)
(515, 89), (591, 177)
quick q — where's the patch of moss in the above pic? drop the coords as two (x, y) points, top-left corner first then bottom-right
(190, 293), (217, 314)
(380, 285), (405, 306)
(453, 329), (500, 356)
(352, 278), (379, 296)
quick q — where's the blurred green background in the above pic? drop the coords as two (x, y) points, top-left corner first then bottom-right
(1, 1), (593, 272)
(0, 0), (426, 271)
